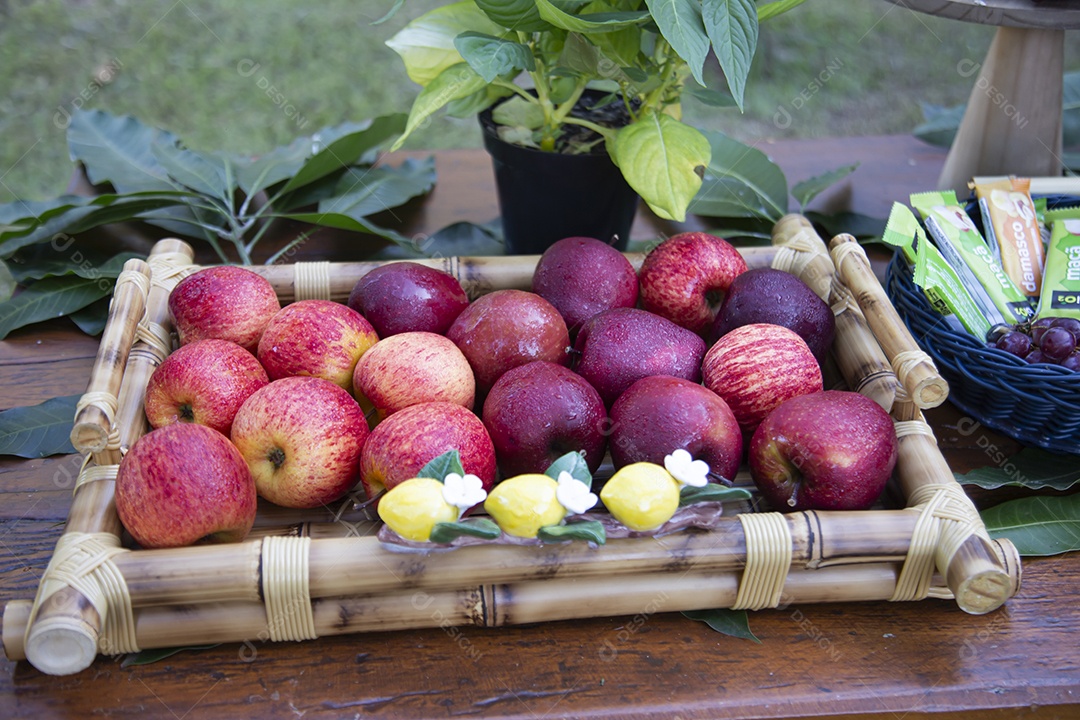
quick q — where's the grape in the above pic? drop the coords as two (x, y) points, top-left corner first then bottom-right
(1039, 327), (1076, 363)
(1030, 317), (1055, 345)
(1062, 352), (1080, 372)
(995, 331), (1032, 358)
(1025, 349), (1046, 364)
(986, 323), (1012, 344)
(1050, 317), (1080, 342)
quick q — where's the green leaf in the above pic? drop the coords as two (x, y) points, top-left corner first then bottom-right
(416, 450), (465, 482)
(702, 0), (758, 110)
(280, 115), (407, 194)
(792, 163), (859, 209)
(152, 141), (230, 199)
(684, 86), (738, 107)
(981, 493), (1080, 557)
(9, 250), (140, 284)
(429, 518), (502, 544)
(386, 1), (504, 86)
(67, 109), (176, 193)
(455, 32), (534, 83)
(0, 394), (79, 458)
(912, 102), (964, 148)
(544, 450), (593, 490)
(492, 96), (546, 130)
(955, 448), (1080, 492)
(392, 63), (488, 152)
(319, 157), (437, 220)
(683, 608), (760, 642)
(756, 0), (809, 22)
(678, 483), (752, 506)
(232, 136), (312, 196)
(803, 210), (886, 240)
(121, 644), (221, 668)
(474, 0), (550, 33)
(371, 0), (406, 25)
(0, 260), (14, 303)
(0, 276), (113, 339)
(446, 85), (514, 118)
(613, 114), (711, 222)
(68, 297), (111, 336)
(0, 195), (93, 233)
(271, 211), (412, 248)
(536, 0), (649, 33)
(537, 519), (606, 545)
(689, 130), (788, 221)
(595, 26), (642, 68)
(645, 0), (711, 86)
(414, 220), (505, 258)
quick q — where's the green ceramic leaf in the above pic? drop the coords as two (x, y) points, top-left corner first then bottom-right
(702, 0), (758, 110)
(613, 114), (711, 222)
(67, 109), (175, 192)
(121, 644), (221, 668)
(791, 163), (859, 209)
(644, 0), (711, 86)
(0, 277), (112, 340)
(392, 63), (487, 152)
(981, 493), (1080, 557)
(455, 32), (534, 83)
(429, 518), (502, 544)
(535, 0), (649, 34)
(955, 448), (1080, 492)
(416, 450), (466, 483)
(544, 450), (593, 490)
(537, 519), (606, 545)
(756, 0), (809, 22)
(689, 130), (788, 220)
(683, 608), (760, 642)
(678, 484), (752, 506)
(280, 115), (407, 193)
(0, 394), (79, 458)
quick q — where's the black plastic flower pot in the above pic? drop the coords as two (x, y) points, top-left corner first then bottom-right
(479, 95), (639, 255)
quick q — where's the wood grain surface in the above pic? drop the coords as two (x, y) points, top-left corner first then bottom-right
(2, 137), (1077, 719)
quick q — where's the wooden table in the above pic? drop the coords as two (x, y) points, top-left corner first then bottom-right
(2, 135), (1077, 719)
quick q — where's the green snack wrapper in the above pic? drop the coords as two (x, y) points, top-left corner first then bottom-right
(1034, 196), (1051, 249)
(1036, 206), (1080, 320)
(882, 203), (991, 338)
(910, 190), (1033, 325)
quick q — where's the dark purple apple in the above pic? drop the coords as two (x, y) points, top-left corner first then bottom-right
(574, 308), (707, 407)
(531, 236), (639, 334)
(347, 262), (469, 337)
(482, 360), (607, 476)
(608, 375), (742, 482)
(711, 267), (835, 363)
(749, 390), (898, 512)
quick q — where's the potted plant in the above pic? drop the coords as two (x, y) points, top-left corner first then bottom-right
(386, 0), (807, 253)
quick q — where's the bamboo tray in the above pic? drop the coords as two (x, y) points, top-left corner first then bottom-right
(1, 220), (1021, 676)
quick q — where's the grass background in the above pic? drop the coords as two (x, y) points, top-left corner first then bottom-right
(1, 0), (1077, 204)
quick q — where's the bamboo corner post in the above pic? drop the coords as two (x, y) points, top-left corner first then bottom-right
(22, 240), (196, 676)
(771, 215), (898, 411)
(828, 233), (949, 409)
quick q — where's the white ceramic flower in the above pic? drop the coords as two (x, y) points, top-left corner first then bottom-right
(441, 473), (488, 517)
(664, 449), (710, 488)
(555, 471), (598, 516)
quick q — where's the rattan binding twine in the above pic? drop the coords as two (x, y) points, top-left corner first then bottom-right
(732, 513), (793, 611)
(261, 536), (317, 642)
(294, 261), (332, 301)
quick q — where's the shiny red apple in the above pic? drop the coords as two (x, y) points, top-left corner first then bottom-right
(353, 331), (475, 418)
(347, 262), (469, 337)
(531, 236), (639, 334)
(168, 265), (280, 353)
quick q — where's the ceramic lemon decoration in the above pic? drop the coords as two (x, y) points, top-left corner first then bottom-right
(378, 472), (488, 542)
(484, 470), (598, 539)
(601, 450), (712, 532)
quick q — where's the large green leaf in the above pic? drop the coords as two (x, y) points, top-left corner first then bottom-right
(280, 115), (407, 194)
(67, 109), (176, 193)
(233, 137), (312, 196)
(0, 260), (14, 303)
(757, 0), (809, 21)
(319, 157), (437, 221)
(613, 114), (711, 222)
(644, 0), (711, 86)
(152, 141), (231, 199)
(683, 608), (760, 642)
(454, 32), (534, 83)
(9, 250), (140, 283)
(0, 276), (112, 339)
(702, 0), (758, 110)
(912, 102), (964, 148)
(69, 297), (112, 336)
(956, 448), (1080, 492)
(474, 0), (550, 33)
(0, 196), (93, 233)
(791, 163), (858, 209)
(536, 0), (649, 33)
(982, 493), (1080, 557)
(594, 25), (642, 68)
(689, 130), (788, 220)
(392, 63), (488, 152)
(386, 1), (503, 86)
(0, 394), (79, 458)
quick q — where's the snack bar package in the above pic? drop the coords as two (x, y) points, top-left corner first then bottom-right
(973, 177), (1045, 299)
(1036, 206), (1080, 321)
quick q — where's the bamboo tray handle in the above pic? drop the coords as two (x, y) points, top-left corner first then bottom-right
(829, 233), (949, 409)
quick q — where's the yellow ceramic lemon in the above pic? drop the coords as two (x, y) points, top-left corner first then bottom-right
(600, 462), (681, 532)
(484, 474), (567, 538)
(377, 477), (459, 542)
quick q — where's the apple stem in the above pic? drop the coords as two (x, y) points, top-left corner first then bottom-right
(786, 482), (800, 508)
(707, 471), (733, 487)
(268, 447), (286, 470)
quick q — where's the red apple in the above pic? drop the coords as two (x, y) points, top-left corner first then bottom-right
(574, 308), (707, 407)
(230, 376), (369, 508)
(712, 267), (835, 363)
(359, 401), (496, 501)
(702, 323), (823, 435)
(169, 265), (280, 353)
(257, 299), (379, 395)
(749, 390), (898, 511)
(531, 236), (639, 334)
(347, 262), (469, 337)
(144, 339), (268, 436)
(115, 422), (257, 548)
(482, 360), (607, 476)
(353, 331), (475, 418)
(446, 289), (570, 395)
(608, 375), (742, 482)
(638, 232), (748, 334)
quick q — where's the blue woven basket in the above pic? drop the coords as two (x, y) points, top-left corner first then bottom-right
(886, 252), (1080, 454)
